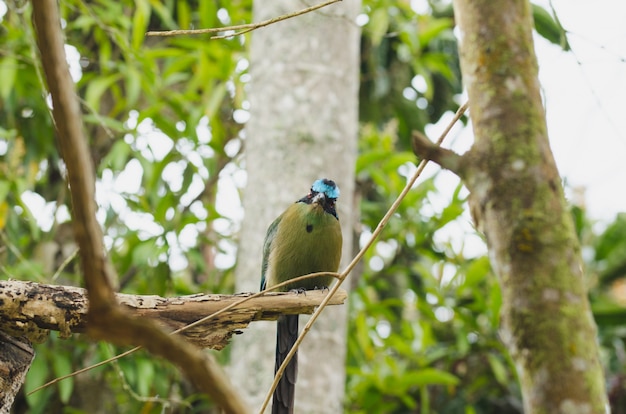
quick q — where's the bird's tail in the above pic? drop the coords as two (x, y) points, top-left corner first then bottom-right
(272, 314), (298, 414)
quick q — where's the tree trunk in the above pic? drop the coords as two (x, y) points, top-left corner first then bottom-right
(451, 1), (608, 412)
(229, 1), (361, 412)
(0, 332), (34, 412)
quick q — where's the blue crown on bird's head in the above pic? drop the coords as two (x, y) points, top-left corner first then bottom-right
(312, 178), (340, 199)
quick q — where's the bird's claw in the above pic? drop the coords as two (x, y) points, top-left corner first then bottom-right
(289, 288), (307, 296)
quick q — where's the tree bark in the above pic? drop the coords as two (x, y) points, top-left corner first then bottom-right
(0, 280), (346, 348)
(229, 0), (361, 412)
(0, 332), (34, 413)
(445, 1), (608, 413)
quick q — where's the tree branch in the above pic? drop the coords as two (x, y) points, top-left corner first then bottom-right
(32, 0), (113, 315)
(411, 130), (465, 177)
(0, 280), (347, 349)
(145, 0), (343, 40)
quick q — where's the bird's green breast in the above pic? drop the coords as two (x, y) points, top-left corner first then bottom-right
(265, 202), (342, 291)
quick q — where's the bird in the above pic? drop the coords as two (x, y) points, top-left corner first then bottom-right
(260, 178), (343, 414)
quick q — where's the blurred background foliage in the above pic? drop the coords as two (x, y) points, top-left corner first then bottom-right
(1, 0), (624, 413)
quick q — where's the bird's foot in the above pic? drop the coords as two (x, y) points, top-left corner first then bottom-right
(289, 288), (307, 296)
(314, 286), (330, 293)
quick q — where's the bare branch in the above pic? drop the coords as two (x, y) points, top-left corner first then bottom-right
(145, 0), (342, 39)
(32, 0), (113, 313)
(411, 101), (469, 176)
(411, 130), (465, 177)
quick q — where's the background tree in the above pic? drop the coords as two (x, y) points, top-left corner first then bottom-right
(228, 0), (361, 412)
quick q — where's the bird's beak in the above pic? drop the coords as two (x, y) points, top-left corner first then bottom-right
(312, 192), (326, 205)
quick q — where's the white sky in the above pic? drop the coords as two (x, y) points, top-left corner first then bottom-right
(408, 0), (626, 261)
(535, 0), (626, 222)
(429, 0), (626, 227)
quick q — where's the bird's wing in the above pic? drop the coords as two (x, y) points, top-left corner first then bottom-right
(261, 214), (282, 291)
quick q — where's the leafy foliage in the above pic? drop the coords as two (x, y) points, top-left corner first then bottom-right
(2, 0), (249, 411)
(359, 0), (462, 149)
(347, 122), (521, 413)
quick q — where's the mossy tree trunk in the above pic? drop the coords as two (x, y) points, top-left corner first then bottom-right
(455, 1), (607, 412)
(416, 1), (608, 412)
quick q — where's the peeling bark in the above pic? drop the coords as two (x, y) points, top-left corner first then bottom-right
(0, 280), (346, 349)
(0, 332), (34, 413)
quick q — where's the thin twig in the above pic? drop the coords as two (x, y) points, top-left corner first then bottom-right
(258, 101), (470, 414)
(107, 344), (192, 409)
(145, 0), (342, 39)
(0, 232), (44, 281)
(28, 346), (140, 396)
(51, 248), (79, 281)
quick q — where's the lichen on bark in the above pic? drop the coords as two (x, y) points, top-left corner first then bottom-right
(448, 0), (608, 412)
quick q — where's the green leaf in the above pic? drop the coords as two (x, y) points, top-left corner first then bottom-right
(177, 0), (191, 29)
(149, 1), (178, 30)
(205, 82), (228, 120)
(438, 198), (464, 227)
(595, 213), (626, 283)
(488, 280), (502, 326)
(487, 353), (508, 386)
(592, 295), (626, 327)
(464, 256), (490, 287)
(101, 140), (132, 172)
(83, 114), (126, 132)
(199, 0), (218, 27)
(402, 368), (460, 387)
(135, 358), (155, 396)
(418, 17), (453, 47)
(124, 64), (143, 108)
(532, 4), (570, 51)
(25, 353), (50, 409)
(51, 353), (74, 403)
(0, 181), (10, 204)
(368, 8), (389, 47)
(85, 74), (121, 113)
(0, 57), (17, 100)
(132, 239), (158, 266)
(132, 0), (151, 50)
